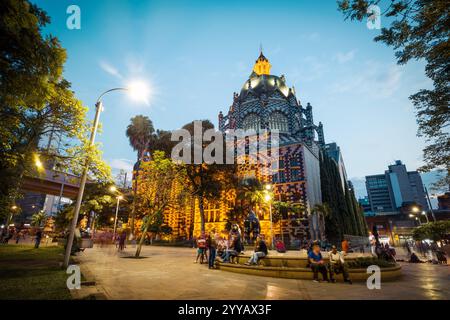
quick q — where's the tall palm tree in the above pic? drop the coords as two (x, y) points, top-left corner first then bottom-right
(126, 115), (155, 161)
(126, 115), (155, 236)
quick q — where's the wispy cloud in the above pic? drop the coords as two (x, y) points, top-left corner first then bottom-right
(330, 61), (402, 98)
(109, 158), (134, 175)
(300, 32), (320, 42)
(334, 50), (356, 64)
(99, 61), (123, 79)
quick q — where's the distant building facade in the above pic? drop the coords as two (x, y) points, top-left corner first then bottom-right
(365, 160), (429, 215)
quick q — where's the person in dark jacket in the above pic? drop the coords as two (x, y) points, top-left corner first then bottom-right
(245, 236), (268, 265)
(34, 229), (42, 248)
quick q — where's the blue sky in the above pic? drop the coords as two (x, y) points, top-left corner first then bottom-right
(33, 0), (432, 197)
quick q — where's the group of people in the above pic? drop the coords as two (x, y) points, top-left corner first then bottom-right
(307, 242), (352, 284)
(1, 227), (43, 248)
(194, 226), (353, 284)
(194, 225), (244, 269)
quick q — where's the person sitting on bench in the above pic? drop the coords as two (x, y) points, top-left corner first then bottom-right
(329, 245), (352, 284)
(308, 243), (329, 282)
(245, 235), (268, 265)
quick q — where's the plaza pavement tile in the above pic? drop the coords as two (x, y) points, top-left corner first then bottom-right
(75, 245), (450, 300)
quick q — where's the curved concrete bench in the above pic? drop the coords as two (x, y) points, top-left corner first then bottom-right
(217, 253), (402, 282)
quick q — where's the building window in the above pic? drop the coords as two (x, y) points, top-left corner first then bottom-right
(290, 157), (300, 167)
(268, 111), (289, 132)
(291, 169), (300, 181)
(242, 113), (260, 132)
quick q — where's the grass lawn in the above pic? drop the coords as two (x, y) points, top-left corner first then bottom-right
(0, 245), (72, 300)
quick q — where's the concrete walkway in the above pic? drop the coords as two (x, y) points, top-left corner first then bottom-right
(76, 245), (450, 300)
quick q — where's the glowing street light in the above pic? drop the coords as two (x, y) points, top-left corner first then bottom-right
(411, 206), (419, 213)
(112, 195), (124, 242)
(64, 82), (150, 267)
(422, 211), (429, 223)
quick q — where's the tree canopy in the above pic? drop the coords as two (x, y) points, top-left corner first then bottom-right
(338, 0), (449, 188)
(0, 0), (111, 219)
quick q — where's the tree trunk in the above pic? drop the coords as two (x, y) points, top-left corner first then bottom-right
(135, 210), (160, 257)
(198, 194), (205, 234)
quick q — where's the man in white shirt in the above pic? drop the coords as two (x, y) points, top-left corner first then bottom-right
(329, 245), (352, 284)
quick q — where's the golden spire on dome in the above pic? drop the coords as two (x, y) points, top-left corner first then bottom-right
(253, 46), (271, 75)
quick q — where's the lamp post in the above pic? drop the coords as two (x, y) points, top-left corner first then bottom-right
(264, 184), (274, 249)
(112, 195), (123, 242)
(63, 85), (148, 268)
(423, 185), (436, 222)
(422, 211), (429, 223)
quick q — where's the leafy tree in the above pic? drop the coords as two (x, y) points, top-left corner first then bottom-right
(134, 151), (182, 257)
(338, 0), (449, 188)
(0, 0), (111, 220)
(54, 182), (117, 231)
(31, 210), (47, 227)
(412, 220), (450, 244)
(181, 120), (235, 234)
(272, 201), (305, 242)
(144, 211), (173, 240)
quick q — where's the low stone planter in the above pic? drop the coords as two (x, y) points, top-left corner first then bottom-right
(217, 253), (402, 282)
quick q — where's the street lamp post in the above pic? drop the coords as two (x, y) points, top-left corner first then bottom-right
(424, 185), (436, 222)
(422, 211), (429, 223)
(112, 195), (123, 242)
(264, 184), (274, 249)
(63, 88), (128, 268)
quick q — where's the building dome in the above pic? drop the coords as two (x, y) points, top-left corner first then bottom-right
(239, 73), (290, 100)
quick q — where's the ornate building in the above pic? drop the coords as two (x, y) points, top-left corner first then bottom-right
(213, 51), (326, 242)
(135, 51), (329, 244)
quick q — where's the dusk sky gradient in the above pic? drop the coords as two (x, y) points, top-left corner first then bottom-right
(33, 0), (433, 197)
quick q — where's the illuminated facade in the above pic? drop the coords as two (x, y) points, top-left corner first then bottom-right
(135, 52), (329, 243)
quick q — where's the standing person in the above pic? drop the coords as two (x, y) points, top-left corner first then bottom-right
(118, 231), (127, 251)
(195, 233), (207, 264)
(230, 224), (243, 254)
(245, 235), (268, 265)
(34, 229), (42, 249)
(15, 230), (22, 244)
(207, 229), (218, 269)
(328, 245), (352, 284)
(308, 244), (329, 282)
(341, 239), (349, 254)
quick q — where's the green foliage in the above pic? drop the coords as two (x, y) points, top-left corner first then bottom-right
(126, 115), (154, 161)
(31, 210), (47, 227)
(0, 0), (111, 219)
(412, 220), (450, 242)
(338, 0), (450, 188)
(54, 183), (116, 230)
(320, 152), (367, 241)
(181, 120), (236, 233)
(135, 150), (182, 256)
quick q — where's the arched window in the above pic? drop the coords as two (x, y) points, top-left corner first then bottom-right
(268, 111), (289, 132)
(242, 113), (260, 132)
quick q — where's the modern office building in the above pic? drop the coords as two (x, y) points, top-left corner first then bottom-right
(365, 160), (429, 215)
(358, 196), (372, 214)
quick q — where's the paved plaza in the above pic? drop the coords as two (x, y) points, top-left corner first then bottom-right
(76, 245), (450, 300)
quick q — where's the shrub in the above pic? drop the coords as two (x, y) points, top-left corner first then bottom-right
(347, 257), (396, 269)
